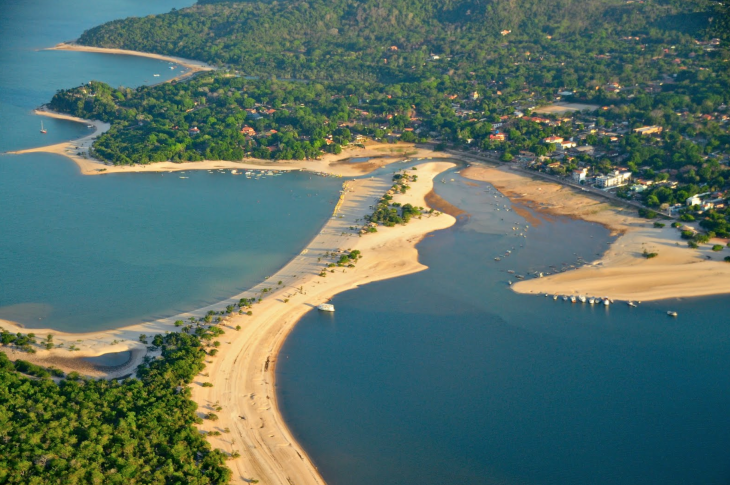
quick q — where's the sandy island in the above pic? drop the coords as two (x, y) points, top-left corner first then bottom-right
(462, 164), (730, 302)
(0, 161), (456, 484)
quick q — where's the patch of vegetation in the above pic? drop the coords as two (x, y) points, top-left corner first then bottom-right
(0, 331), (231, 483)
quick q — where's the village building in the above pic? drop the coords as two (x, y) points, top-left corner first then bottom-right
(633, 125), (663, 135)
(595, 170), (631, 188)
(572, 167), (588, 182)
(543, 136), (564, 144)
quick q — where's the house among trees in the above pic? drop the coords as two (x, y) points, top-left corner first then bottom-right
(633, 125), (663, 135)
(572, 168), (588, 182)
(596, 170), (631, 188)
(543, 135), (564, 144)
(241, 126), (256, 136)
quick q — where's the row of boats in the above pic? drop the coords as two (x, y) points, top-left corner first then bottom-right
(552, 294), (615, 306)
(547, 293), (678, 316)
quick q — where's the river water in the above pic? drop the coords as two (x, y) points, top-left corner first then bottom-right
(0, 1), (341, 331)
(278, 166), (730, 485)
(2, 2), (730, 484)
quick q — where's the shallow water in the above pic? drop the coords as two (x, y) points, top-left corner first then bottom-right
(278, 168), (730, 485)
(82, 350), (131, 367)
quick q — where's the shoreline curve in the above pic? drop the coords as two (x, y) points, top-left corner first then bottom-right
(0, 161), (457, 485)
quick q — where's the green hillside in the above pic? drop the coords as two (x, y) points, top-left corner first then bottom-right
(77, 0), (717, 83)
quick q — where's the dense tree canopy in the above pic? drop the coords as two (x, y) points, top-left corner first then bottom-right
(0, 331), (231, 484)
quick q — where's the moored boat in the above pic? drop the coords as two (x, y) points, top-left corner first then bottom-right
(317, 303), (335, 312)
(603, 298), (610, 306)
(667, 311), (677, 317)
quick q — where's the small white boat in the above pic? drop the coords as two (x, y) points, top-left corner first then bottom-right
(562, 295), (569, 301)
(317, 303), (335, 312)
(553, 295), (558, 300)
(153, 74), (160, 77)
(40, 121), (47, 134)
(667, 311), (677, 317)
(570, 295), (577, 303)
(603, 299), (610, 306)
(628, 301), (637, 307)
(588, 297), (595, 305)
(578, 295), (586, 303)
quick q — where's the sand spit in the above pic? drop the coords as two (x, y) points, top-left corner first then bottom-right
(1, 162), (456, 484)
(48, 42), (215, 82)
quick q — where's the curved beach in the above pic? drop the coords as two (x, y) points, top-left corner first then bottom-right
(0, 161), (456, 484)
(462, 164), (730, 301)
(48, 42), (216, 81)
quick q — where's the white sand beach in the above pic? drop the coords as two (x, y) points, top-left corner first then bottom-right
(48, 42), (215, 82)
(462, 164), (730, 301)
(0, 161), (456, 484)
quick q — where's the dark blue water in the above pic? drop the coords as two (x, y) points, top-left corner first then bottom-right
(82, 351), (131, 367)
(278, 169), (730, 485)
(0, 0), (341, 331)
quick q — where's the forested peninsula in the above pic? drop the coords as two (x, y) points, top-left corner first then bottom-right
(49, 0), (730, 234)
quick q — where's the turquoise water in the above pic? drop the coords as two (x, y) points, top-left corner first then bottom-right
(0, 157), (339, 331)
(278, 168), (730, 485)
(0, 0), (341, 331)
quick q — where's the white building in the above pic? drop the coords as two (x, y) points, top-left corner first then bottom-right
(572, 168), (588, 182)
(686, 193), (710, 206)
(595, 170), (631, 188)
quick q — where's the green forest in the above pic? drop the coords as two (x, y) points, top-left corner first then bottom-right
(7, 0), (730, 482)
(47, 0), (730, 232)
(0, 331), (231, 484)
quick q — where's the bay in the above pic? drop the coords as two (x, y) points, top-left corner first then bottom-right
(0, 0), (341, 331)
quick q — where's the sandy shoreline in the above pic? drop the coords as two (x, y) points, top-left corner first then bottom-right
(462, 164), (730, 302)
(1, 161), (456, 484)
(48, 42), (216, 82)
(8, 109), (434, 177)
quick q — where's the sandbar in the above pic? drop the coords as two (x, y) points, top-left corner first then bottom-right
(462, 164), (730, 301)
